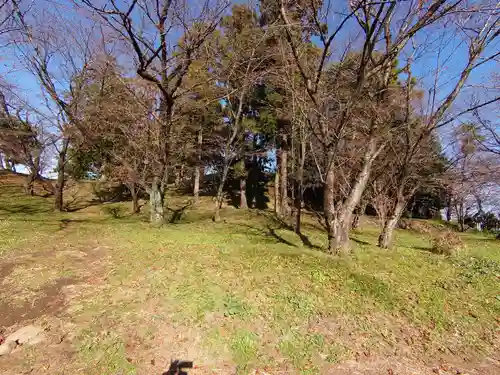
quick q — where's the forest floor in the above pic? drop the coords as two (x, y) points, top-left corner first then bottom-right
(0, 172), (499, 375)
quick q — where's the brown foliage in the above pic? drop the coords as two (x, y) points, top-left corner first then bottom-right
(431, 231), (465, 255)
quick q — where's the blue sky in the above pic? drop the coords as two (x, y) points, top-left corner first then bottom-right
(1, 0), (498, 175)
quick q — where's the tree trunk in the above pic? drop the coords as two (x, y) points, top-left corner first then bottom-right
(324, 163), (339, 254)
(0, 153), (3, 169)
(280, 146), (288, 216)
(295, 186), (302, 234)
(54, 166), (65, 211)
(294, 137), (306, 234)
(351, 201), (367, 230)
(378, 197), (406, 249)
(149, 177), (165, 226)
(340, 138), (381, 229)
(24, 168), (38, 196)
(54, 137), (70, 212)
(329, 138), (382, 252)
(333, 224), (349, 254)
(130, 183), (140, 214)
(25, 152), (41, 196)
(213, 162), (230, 222)
(5, 159), (14, 172)
(455, 201), (465, 232)
(274, 169), (280, 214)
(193, 166), (200, 202)
(446, 197), (452, 222)
(240, 177), (248, 209)
(193, 128), (203, 202)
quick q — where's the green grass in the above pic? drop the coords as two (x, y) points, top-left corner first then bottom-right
(1, 174), (499, 374)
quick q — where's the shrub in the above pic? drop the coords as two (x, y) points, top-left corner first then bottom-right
(431, 231), (465, 255)
(102, 205), (125, 219)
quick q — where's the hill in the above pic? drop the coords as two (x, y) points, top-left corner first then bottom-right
(0, 172), (499, 375)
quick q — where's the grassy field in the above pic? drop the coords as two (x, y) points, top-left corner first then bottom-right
(0, 172), (499, 374)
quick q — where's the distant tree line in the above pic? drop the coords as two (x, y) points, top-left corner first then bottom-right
(0, 0), (499, 252)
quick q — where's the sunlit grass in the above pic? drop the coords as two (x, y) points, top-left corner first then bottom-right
(1, 173), (499, 373)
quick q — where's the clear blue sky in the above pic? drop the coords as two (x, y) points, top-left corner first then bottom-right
(1, 0), (498, 174)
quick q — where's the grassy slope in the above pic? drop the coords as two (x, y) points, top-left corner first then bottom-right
(0, 173), (499, 374)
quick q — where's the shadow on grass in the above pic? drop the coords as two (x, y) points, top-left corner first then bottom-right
(167, 201), (194, 223)
(0, 203), (52, 215)
(64, 197), (102, 212)
(257, 211), (322, 249)
(267, 226), (297, 247)
(351, 237), (371, 246)
(234, 223), (298, 247)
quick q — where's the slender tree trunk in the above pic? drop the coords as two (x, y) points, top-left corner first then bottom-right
(25, 151), (41, 196)
(324, 163), (338, 254)
(377, 184), (418, 249)
(378, 200), (405, 249)
(193, 167), (200, 202)
(6, 159), (14, 172)
(295, 136), (306, 234)
(25, 171), (36, 196)
(280, 146), (289, 216)
(290, 125), (296, 223)
(240, 177), (248, 209)
(446, 197), (452, 222)
(54, 137), (70, 212)
(129, 183), (140, 214)
(0, 153), (3, 169)
(330, 138), (383, 251)
(193, 128), (203, 202)
(149, 176), (165, 225)
(457, 201), (466, 232)
(213, 162), (230, 222)
(340, 138), (381, 229)
(351, 201), (367, 230)
(54, 167), (65, 211)
(293, 175), (301, 234)
(24, 162), (39, 196)
(274, 167), (280, 214)
(333, 224), (349, 254)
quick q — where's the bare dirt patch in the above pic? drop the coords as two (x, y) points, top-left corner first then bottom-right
(0, 262), (20, 281)
(0, 238), (111, 374)
(0, 276), (80, 328)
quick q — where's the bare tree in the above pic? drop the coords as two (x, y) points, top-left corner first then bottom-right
(81, 0), (229, 225)
(11, 0), (96, 210)
(374, 2), (500, 247)
(0, 89), (51, 195)
(203, 4), (275, 221)
(279, 0), (499, 253)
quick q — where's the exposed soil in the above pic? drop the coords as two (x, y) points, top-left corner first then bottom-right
(0, 276), (80, 328)
(0, 262), (19, 281)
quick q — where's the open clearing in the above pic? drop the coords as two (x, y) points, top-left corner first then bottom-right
(0, 173), (499, 374)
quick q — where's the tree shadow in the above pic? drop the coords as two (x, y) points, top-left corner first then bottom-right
(162, 360), (193, 375)
(167, 201), (194, 223)
(296, 231), (322, 249)
(410, 245), (436, 253)
(267, 225), (297, 247)
(258, 211), (322, 249)
(235, 223), (297, 247)
(350, 237), (371, 246)
(64, 198), (102, 212)
(0, 203), (52, 215)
